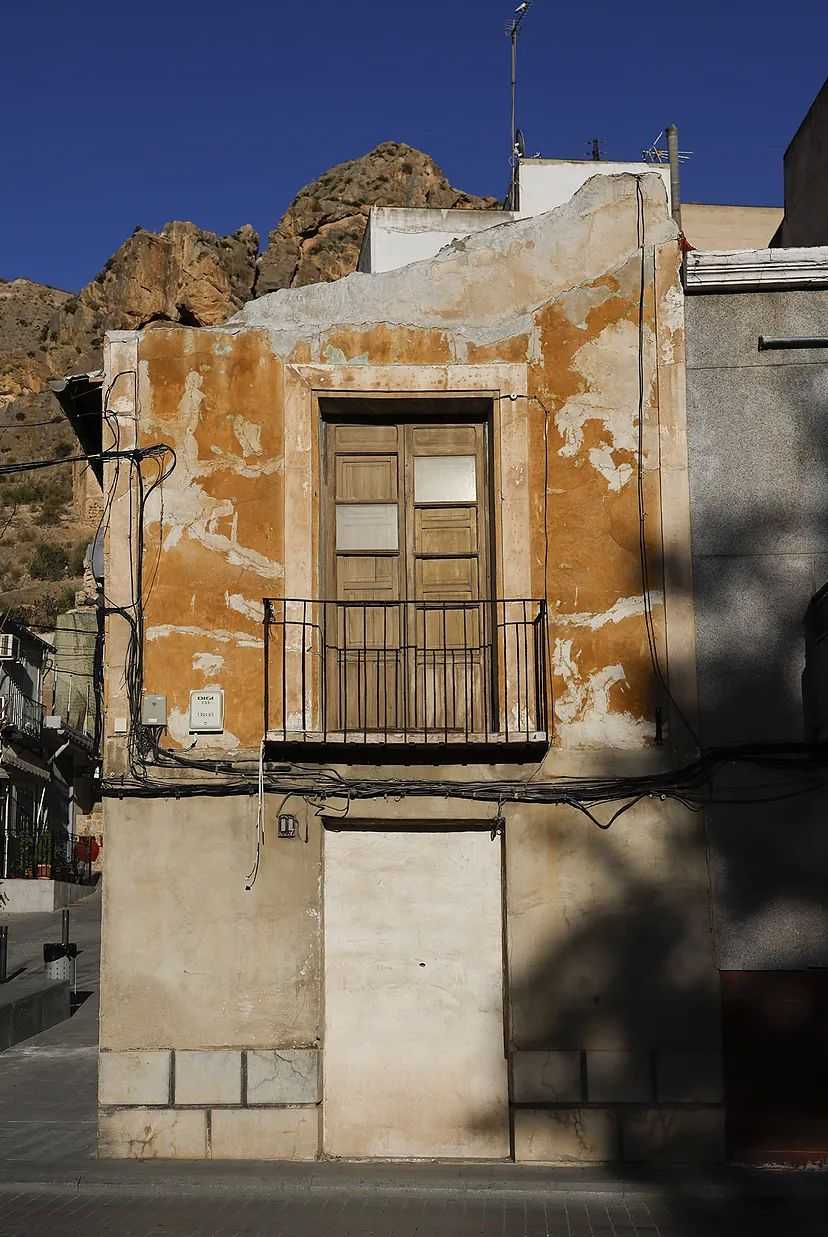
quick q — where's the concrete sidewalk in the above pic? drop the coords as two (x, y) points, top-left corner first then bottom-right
(1, 888), (827, 1235)
(0, 1159), (826, 1237)
(0, 886), (100, 1168)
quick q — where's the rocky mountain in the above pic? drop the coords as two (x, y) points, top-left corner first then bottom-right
(45, 220), (260, 379)
(258, 141), (497, 293)
(0, 141), (495, 627)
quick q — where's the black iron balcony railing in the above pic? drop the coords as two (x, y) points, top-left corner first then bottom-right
(0, 684), (44, 742)
(2, 824), (95, 883)
(263, 598), (549, 747)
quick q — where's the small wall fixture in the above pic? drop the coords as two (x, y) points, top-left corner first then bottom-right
(278, 814), (298, 839)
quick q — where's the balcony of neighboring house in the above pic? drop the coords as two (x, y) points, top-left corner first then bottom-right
(0, 681), (44, 743)
(0, 622), (51, 747)
(263, 597), (550, 752)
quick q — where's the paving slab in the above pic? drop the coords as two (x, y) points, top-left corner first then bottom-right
(0, 1163), (825, 1237)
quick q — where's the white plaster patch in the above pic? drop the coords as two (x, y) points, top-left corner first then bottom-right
(556, 594), (659, 631)
(558, 281), (615, 329)
(225, 592), (264, 623)
(146, 624), (263, 649)
(552, 638), (654, 749)
(322, 343), (369, 366)
(554, 318), (655, 491)
(232, 416), (262, 456)
(192, 652), (225, 677)
(658, 281), (684, 365)
(587, 445), (633, 492)
(139, 369), (283, 581)
(166, 708), (190, 745)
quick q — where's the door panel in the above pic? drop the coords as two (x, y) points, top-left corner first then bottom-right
(334, 556), (401, 732)
(336, 454), (398, 502)
(414, 506), (478, 556)
(323, 828), (509, 1159)
(328, 422), (402, 734)
(406, 422), (489, 733)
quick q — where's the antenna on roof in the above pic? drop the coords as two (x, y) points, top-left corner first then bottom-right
(506, 2), (532, 211)
(644, 125), (692, 232)
(643, 130), (693, 164)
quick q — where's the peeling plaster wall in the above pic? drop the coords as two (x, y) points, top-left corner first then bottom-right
(110, 173), (691, 757)
(98, 176), (718, 1158)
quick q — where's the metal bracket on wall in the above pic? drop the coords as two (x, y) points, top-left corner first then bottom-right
(758, 336), (828, 351)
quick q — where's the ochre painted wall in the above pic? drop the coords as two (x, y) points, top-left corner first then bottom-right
(113, 173), (689, 759)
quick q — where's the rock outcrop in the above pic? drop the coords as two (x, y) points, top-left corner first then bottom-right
(0, 140), (494, 626)
(0, 222), (259, 625)
(257, 141), (497, 293)
(0, 279), (72, 418)
(47, 220), (260, 376)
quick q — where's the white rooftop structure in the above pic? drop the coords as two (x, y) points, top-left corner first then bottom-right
(359, 158), (671, 274)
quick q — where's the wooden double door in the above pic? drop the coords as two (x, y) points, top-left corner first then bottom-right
(323, 417), (493, 736)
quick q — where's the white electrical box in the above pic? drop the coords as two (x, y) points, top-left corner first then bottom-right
(189, 688), (224, 734)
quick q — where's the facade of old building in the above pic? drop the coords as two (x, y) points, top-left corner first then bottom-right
(0, 612), (99, 912)
(90, 172), (726, 1163)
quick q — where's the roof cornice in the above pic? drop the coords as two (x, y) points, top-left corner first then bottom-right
(685, 247), (828, 293)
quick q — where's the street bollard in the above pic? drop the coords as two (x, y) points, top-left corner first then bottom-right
(0, 925), (7, 983)
(61, 908), (70, 950)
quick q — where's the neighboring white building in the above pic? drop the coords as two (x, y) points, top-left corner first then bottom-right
(517, 157), (671, 217)
(358, 207), (517, 274)
(359, 158), (671, 274)
(359, 157), (781, 273)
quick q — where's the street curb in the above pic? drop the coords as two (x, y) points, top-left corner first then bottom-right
(0, 1162), (825, 1204)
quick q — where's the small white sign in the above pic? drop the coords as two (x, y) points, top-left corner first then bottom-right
(189, 688), (224, 734)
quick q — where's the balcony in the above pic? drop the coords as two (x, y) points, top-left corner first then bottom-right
(0, 684), (44, 743)
(263, 598), (550, 751)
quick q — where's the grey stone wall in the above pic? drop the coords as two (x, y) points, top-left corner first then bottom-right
(685, 288), (828, 968)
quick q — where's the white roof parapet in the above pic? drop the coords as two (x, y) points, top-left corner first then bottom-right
(686, 246), (828, 292)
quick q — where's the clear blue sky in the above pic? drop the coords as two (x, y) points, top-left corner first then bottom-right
(2, 0), (826, 292)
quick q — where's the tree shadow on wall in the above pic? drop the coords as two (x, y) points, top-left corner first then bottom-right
(465, 373), (828, 1230)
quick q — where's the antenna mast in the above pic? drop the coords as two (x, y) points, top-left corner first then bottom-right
(507, 2), (531, 211)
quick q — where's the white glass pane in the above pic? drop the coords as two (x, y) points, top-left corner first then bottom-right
(414, 455), (476, 503)
(336, 504), (398, 551)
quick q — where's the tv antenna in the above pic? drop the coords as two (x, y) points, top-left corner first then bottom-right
(506, 2), (532, 210)
(643, 125), (692, 231)
(643, 129), (693, 164)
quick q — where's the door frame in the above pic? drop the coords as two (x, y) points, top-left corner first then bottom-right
(320, 399), (498, 735)
(319, 395), (497, 604)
